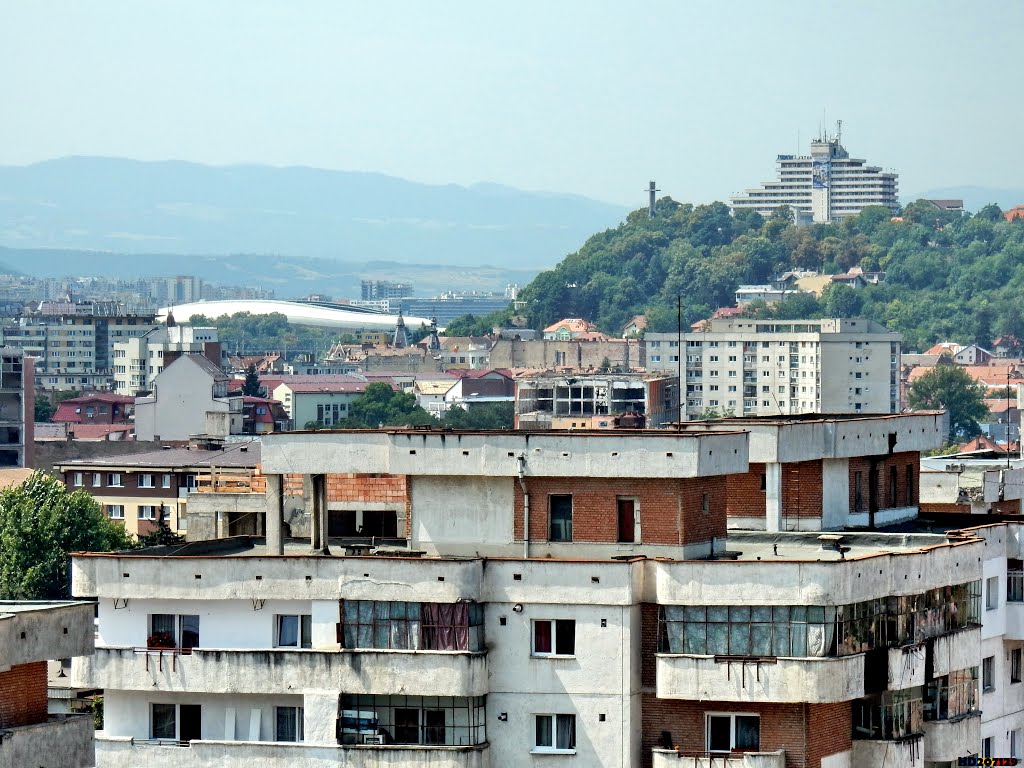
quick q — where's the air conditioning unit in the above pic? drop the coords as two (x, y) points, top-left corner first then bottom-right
(362, 734), (385, 745)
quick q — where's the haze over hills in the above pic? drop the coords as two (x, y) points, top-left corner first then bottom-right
(0, 156), (628, 275)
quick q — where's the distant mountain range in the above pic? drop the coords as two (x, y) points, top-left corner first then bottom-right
(907, 186), (1024, 212)
(0, 157), (628, 277)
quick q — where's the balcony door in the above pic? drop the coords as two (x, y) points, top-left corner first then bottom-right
(179, 704), (202, 742)
(617, 498), (636, 543)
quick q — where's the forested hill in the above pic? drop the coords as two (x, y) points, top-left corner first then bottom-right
(515, 199), (1024, 352)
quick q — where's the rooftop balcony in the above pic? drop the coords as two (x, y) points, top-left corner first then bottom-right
(0, 713), (94, 768)
(76, 646), (487, 698)
(95, 736), (488, 768)
(655, 653), (864, 704)
(652, 748), (785, 768)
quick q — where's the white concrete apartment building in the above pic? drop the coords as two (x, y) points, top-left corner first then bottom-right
(113, 323), (222, 395)
(69, 423), (1024, 767)
(729, 129), (899, 223)
(0, 601), (96, 768)
(646, 318), (901, 421)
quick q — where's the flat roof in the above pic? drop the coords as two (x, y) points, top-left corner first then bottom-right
(725, 530), (955, 562)
(673, 411), (945, 426)
(58, 443), (260, 470)
(0, 600), (87, 616)
(267, 426), (749, 439)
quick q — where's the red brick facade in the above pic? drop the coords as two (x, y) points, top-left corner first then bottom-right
(513, 476), (727, 546)
(640, 695), (852, 768)
(849, 451), (920, 513)
(284, 472), (412, 537)
(0, 660), (48, 728)
(726, 462), (766, 520)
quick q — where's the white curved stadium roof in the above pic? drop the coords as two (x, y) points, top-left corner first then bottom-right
(158, 300), (433, 331)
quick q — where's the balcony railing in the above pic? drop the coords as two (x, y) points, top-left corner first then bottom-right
(652, 749), (785, 768)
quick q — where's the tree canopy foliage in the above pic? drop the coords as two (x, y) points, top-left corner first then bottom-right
(518, 199), (1024, 352)
(0, 472), (134, 599)
(906, 365), (990, 441)
(303, 383), (514, 430)
(188, 312), (340, 355)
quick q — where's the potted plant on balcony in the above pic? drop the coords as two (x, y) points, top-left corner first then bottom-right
(147, 631), (176, 650)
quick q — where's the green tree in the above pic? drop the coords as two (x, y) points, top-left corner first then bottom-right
(34, 394), (56, 422)
(907, 366), (990, 441)
(241, 363), (262, 397)
(137, 506), (185, 547)
(442, 402), (515, 429)
(345, 382), (438, 428)
(0, 472), (135, 599)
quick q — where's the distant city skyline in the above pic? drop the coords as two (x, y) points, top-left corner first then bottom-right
(2, 1), (1022, 207)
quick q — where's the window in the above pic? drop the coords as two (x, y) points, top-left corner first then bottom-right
(1013, 648), (1022, 684)
(149, 614), (200, 651)
(72, 472), (83, 487)
(906, 465), (914, 505)
(533, 619), (575, 657)
(854, 471), (863, 514)
(162, 474), (172, 488)
(341, 600), (484, 651)
(1013, 729), (1020, 759)
(650, 355), (661, 363)
(889, 466), (898, 507)
(92, 472), (102, 487)
(138, 473), (155, 488)
(138, 505), (158, 521)
(707, 713), (759, 753)
(339, 695), (486, 746)
(275, 706), (304, 742)
(983, 656), (995, 692)
(987, 576), (999, 611)
(983, 736), (993, 758)
(701, 493), (710, 514)
(276, 614), (312, 648)
(534, 714), (576, 753)
(549, 495), (572, 542)
(106, 504), (124, 520)
(151, 703), (201, 742)
(107, 473), (123, 487)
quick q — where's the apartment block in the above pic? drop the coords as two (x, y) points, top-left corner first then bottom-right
(645, 318), (901, 420)
(0, 601), (96, 767)
(70, 420), (1022, 767)
(113, 323), (222, 396)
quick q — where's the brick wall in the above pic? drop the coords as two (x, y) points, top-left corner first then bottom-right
(513, 476), (727, 546)
(284, 472), (412, 537)
(849, 451), (920, 513)
(726, 463), (766, 520)
(782, 460), (824, 519)
(0, 660), (47, 728)
(640, 696), (850, 768)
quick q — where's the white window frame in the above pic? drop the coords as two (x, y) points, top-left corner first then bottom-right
(531, 618), (576, 658)
(987, 576), (999, 611)
(705, 711), (760, 753)
(532, 713), (576, 754)
(983, 655), (996, 692)
(162, 474), (172, 488)
(73, 472), (83, 487)
(138, 473), (155, 489)
(138, 505), (158, 521)
(92, 473), (102, 487)
(107, 504), (125, 520)
(274, 614), (313, 649)
(107, 473), (123, 487)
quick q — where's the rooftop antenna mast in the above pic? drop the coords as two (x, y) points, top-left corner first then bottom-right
(836, 119), (843, 145)
(647, 181), (660, 218)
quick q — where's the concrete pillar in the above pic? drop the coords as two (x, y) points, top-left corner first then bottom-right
(765, 462), (783, 532)
(305, 474), (319, 552)
(265, 474), (284, 556)
(821, 458), (850, 531)
(316, 473), (330, 556)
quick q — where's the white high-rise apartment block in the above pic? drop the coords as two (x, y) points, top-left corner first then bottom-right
(113, 323), (222, 395)
(730, 126), (899, 223)
(645, 318), (901, 420)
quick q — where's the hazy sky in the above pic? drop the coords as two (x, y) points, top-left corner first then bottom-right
(2, 1), (1021, 207)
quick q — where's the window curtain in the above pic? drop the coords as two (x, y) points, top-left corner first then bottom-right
(555, 714), (576, 749)
(278, 616), (298, 647)
(422, 602), (469, 650)
(534, 620), (553, 653)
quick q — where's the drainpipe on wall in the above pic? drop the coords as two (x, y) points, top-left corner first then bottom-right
(517, 454), (529, 559)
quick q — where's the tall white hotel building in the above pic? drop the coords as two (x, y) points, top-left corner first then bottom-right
(730, 127), (899, 224)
